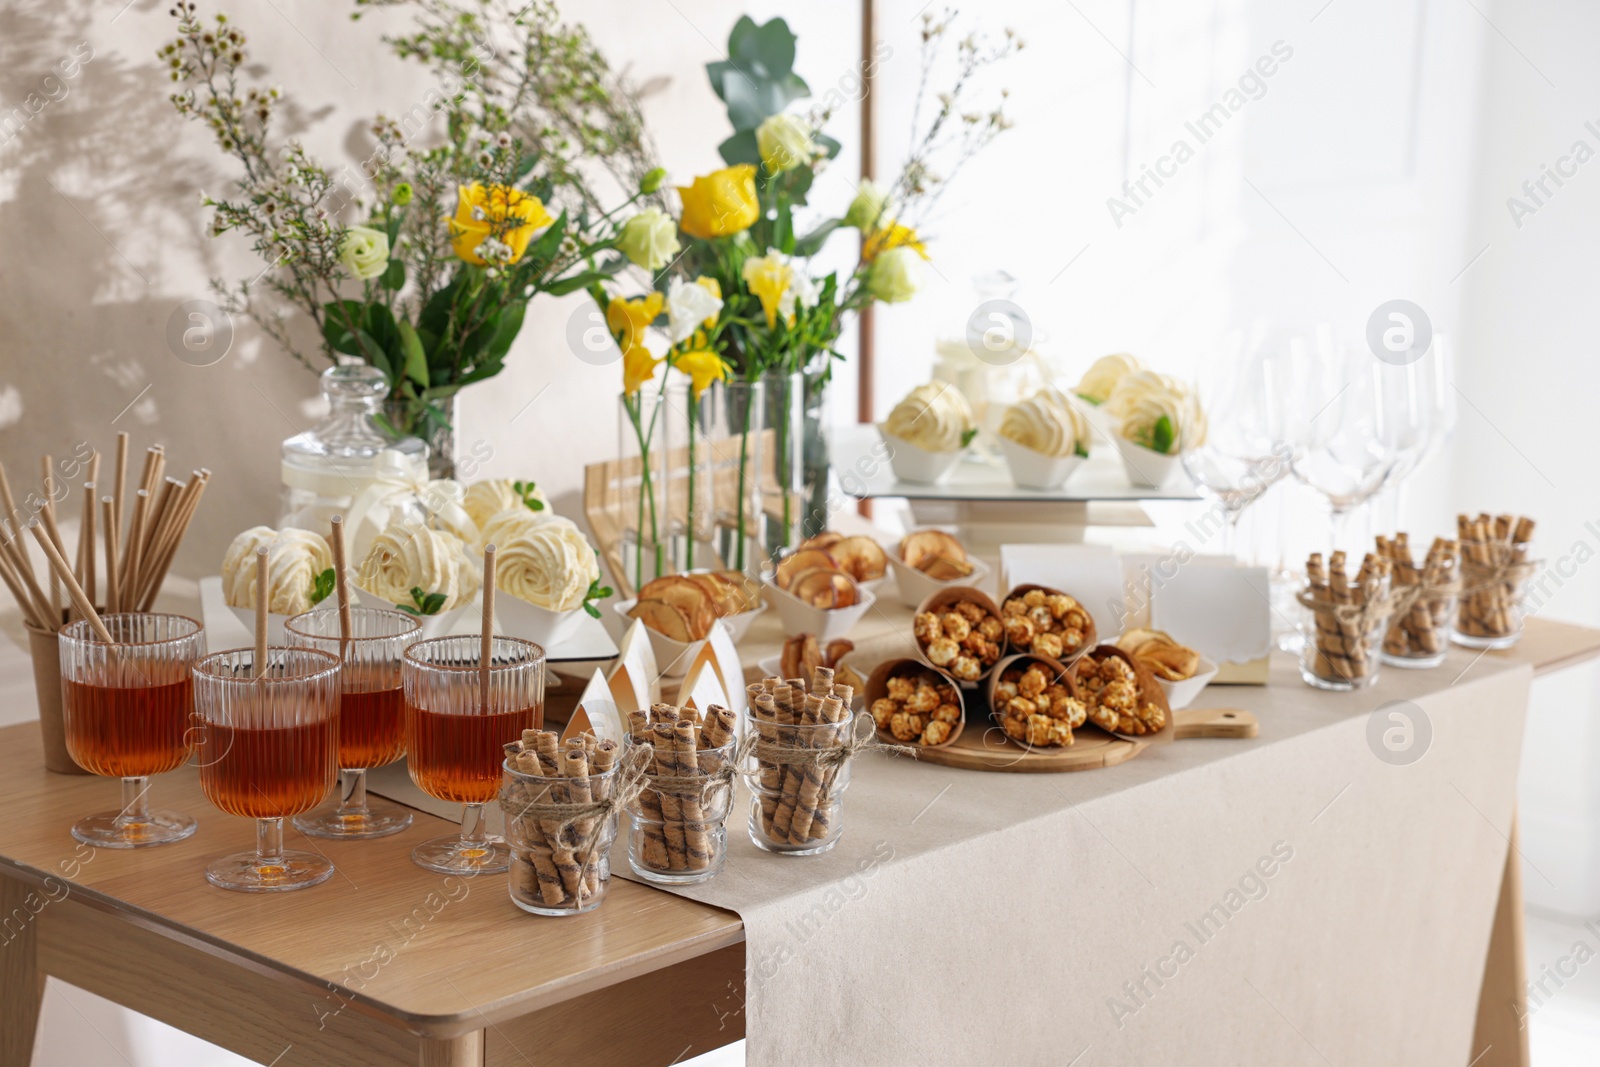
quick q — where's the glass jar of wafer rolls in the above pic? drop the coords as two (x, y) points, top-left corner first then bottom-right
(624, 702), (739, 885)
(744, 673), (858, 856)
(1297, 549), (1392, 692)
(1453, 514), (1540, 650)
(1377, 534), (1459, 670)
(501, 731), (623, 916)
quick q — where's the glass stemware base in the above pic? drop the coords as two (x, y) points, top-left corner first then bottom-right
(411, 833), (510, 875)
(71, 809), (196, 849)
(205, 850), (335, 892)
(293, 796), (413, 839)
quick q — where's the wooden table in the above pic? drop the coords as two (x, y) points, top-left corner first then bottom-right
(3, 617), (1596, 1067)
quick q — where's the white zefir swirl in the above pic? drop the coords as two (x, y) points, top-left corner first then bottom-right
(491, 516), (598, 613)
(357, 524), (481, 611)
(1106, 370), (1208, 453)
(884, 381), (975, 453)
(462, 479), (521, 531)
(478, 504), (556, 550)
(999, 386), (1089, 458)
(1075, 352), (1143, 404)
(221, 526), (333, 614)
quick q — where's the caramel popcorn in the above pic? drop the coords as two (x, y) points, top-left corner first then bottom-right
(1078, 650), (1167, 736)
(994, 660), (1080, 747)
(913, 598), (1004, 677)
(1001, 587), (1091, 658)
(874, 665), (962, 746)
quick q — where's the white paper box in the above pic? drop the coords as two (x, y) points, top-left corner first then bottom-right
(997, 436), (1086, 490)
(761, 577), (876, 645)
(1151, 560), (1272, 666)
(1113, 435), (1181, 488)
(886, 552), (993, 608)
(879, 428), (965, 485)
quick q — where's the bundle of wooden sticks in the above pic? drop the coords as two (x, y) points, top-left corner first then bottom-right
(1303, 550), (1392, 684)
(1375, 534), (1459, 659)
(0, 433), (208, 632)
(1456, 513), (1535, 640)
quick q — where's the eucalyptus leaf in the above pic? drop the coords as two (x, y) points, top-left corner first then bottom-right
(398, 320), (429, 388)
(380, 259), (405, 291)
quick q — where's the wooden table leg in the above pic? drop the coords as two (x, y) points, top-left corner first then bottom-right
(0, 873), (46, 1067)
(419, 1031), (484, 1067)
(1472, 817), (1531, 1067)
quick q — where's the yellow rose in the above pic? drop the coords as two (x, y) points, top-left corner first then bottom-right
(607, 292), (664, 350)
(677, 165), (759, 240)
(741, 250), (793, 329)
(861, 220), (928, 263)
(448, 183), (555, 266)
(673, 349), (731, 398)
(623, 344), (663, 396)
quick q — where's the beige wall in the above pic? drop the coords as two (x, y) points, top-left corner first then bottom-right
(0, 0), (861, 642)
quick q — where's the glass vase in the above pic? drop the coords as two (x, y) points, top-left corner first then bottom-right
(760, 371), (807, 561)
(707, 379), (767, 577)
(616, 388), (674, 590)
(661, 382), (717, 573)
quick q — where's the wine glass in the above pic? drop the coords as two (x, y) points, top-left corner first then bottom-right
(403, 635), (544, 875)
(1182, 328), (1294, 558)
(1372, 335), (1456, 531)
(1288, 329), (1402, 553)
(59, 613), (206, 848)
(192, 647), (342, 892)
(286, 607), (420, 839)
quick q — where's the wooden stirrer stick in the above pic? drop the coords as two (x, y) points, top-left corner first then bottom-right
(81, 483), (96, 609)
(254, 546), (269, 679)
(28, 522), (113, 644)
(480, 543), (497, 712)
(138, 471), (208, 612)
(101, 496), (120, 618)
(40, 456), (60, 619)
(112, 433), (128, 561)
(330, 516), (352, 661)
(119, 489), (148, 611)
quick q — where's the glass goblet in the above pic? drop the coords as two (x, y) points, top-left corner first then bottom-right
(286, 606), (420, 839)
(59, 613), (206, 848)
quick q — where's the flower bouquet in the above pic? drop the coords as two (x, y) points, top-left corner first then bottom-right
(596, 12), (1019, 572)
(162, 0), (659, 474)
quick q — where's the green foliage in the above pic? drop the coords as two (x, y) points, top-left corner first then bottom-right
(707, 16), (809, 144)
(1151, 415), (1175, 455)
(581, 552), (613, 618)
(309, 567), (336, 606)
(961, 427), (980, 449)
(396, 587), (448, 616)
(511, 479), (545, 512)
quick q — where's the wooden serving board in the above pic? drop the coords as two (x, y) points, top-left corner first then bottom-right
(907, 707), (1258, 774)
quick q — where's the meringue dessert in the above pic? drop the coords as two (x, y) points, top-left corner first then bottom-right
(492, 516), (599, 613)
(221, 526), (334, 614)
(462, 478), (547, 531)
(883, 382), (976, 454)
(1106, 371), (1206, 455)
(1074, 353), (1143, 405)
(356, 524), (481, 613)
(999, 387), (1089, 459)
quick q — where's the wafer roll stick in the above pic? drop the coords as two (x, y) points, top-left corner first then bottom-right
(560, 748), (599, 899)
(770, 688), (812, 841)
(752, 693), (782, 834)
(672, 721), (711, 870)
(510, 752), (567, 906)
(790, 694), (847, 845)
(628, 713), (671, 870)
(651, 722), (687, 870)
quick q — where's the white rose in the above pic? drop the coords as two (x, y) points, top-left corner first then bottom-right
(338, 225), (390, 280)
(844, 177), (890, 230)
(617, 208), (681, 272)
(757, 113), (822, 175)
(865, 245), (923, 304)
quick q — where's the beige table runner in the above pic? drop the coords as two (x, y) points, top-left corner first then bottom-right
(657, 651), (1530, 1066)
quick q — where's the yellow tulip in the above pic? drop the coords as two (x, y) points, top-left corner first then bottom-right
(673, 349), (732, 398)
(607, 292), (664, 350)
(448, 183), (555, 266)
(861, 220), (928, 263)
(677, 165), (759, 240)
(694, 276), (722, 329)
(741, 251), (793, 329)
(622, 344), (663, 396)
